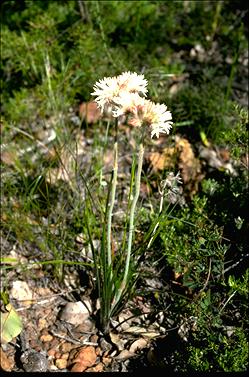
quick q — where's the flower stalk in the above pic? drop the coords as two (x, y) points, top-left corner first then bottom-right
(106, 139), (118, 278)
(90, 71), (173, 331)
(111, 142), (144, 312)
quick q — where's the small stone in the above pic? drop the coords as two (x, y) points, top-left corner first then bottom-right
(129, 338), (148, 353)
(70, 362), (86, 372)
(76, 319), (94, 334)
(59, 300), (92, 326)
(49, 338), (60, 349)
(90, 334), (98, 343)
(10, 281), (33, 307)
(55, 358), (68, 369)
(95, 347), (102, 356)
(116, 349), (134, 360)
(61, 352), (69, 360)
(68, 346), (96, 371)
(38, 318), (48, 331)
(54, 352), (61, 359)
(0, 348), (13, 371)
(21, 350), (48, 372)
(40, 329), (49, 336)
(86, 362), (104, 372)
(102, 356), (111, 366)
(40, 334), (53, 343)
(75, 233), (85, 243)
(50, 365), (58, 371)
(60, 343), (75, 353)
(47, 349), (56, 358)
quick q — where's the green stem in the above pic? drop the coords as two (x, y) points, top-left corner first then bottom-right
(111, 142), (144, 311)
(107, 141), (118, 274)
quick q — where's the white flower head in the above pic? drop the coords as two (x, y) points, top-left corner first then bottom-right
(91, 71), (148, 113)
(148, 102), (173, 138)
(127, 99), (173, 138)
(116, 71), (148, 96)
(112, 91), (146, 118)
(91, 76), (120, 112)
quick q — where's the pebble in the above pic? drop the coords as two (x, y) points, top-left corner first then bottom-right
(40, 334), (53, 343)
(102, 356), (112, 366)
(0, 348), (13, 371)
(54, 351), (61, 359)
(38, 318), (48, 331)
(90, 334), (98, 343)
(20, 350), (48, 372)
(68, 346), (96, 371)
(55, 358), (68, 369)
(74, 319), (95, 334)
(40, 329), (49, 336)
(60, 342), (76, 353)
(11, 280), (33, 307)
(61, 352), (69, 360)
(47, 349), (56, 358)
(86, 362), (104, 372)
(129, 338), (148, 353)
(115, 349), (134, 360)
(59, 300), (92, 326)
(48, 338), (60, 349)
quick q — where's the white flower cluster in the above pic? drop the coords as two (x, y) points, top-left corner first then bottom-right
(91, 71), (173, 139)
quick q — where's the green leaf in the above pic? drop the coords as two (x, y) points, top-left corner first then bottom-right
(0, 303), (23, 344)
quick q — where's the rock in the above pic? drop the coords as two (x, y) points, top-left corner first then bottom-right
(102, 356), (112, 366)
(59, 300), (92, 326)
(20, 350), (48, 372)
(75, 319), (95, 334)
(129, 338), (148, 353)
(70, 362), (86, 372)
(10, 281), (33, 307)
(115, 349), (134, 360)
(0, 347), (13, 371)
(40, 334), (53, 343)
(54, 351), (61, 359)
(68, 346), (96, 372)
(55, 358), (68, 369)
(90, 334), (98, 343)
(61, 352), (69, 360)
(47, 349), (56, 358)
(86, 362), (104, 372)
(60, 342), (76, 353)
(37, 318), (48, 331)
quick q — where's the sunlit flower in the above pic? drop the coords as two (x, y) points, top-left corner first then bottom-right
(148, 102), (173, 138)
(92, 72), (173, 138)
(91, 76), (120, 112)
(112, 92), (146, 118)
(117, 71), (148, 96)
(113, 93), (173, 138)
(91, 71), (148, 112)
